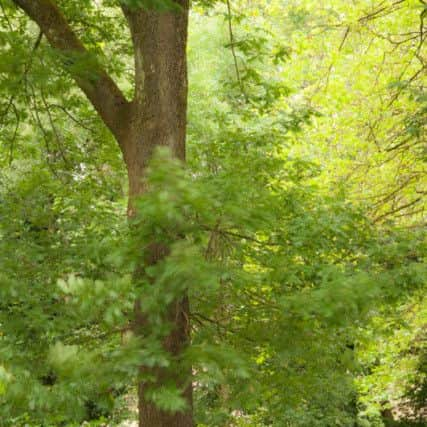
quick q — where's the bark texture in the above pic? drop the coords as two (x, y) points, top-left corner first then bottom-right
(12, 1), (192, 426)
(122, 1), (189, 207)
(125, 5), (192, 426)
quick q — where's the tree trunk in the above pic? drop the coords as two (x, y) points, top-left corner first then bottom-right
(12, 1), (192, 425)
(122, 3), (193, 427)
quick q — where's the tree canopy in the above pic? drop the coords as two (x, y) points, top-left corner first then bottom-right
(0, 0), (425, 426)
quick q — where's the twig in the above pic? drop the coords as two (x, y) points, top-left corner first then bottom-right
(225, 0), (246, 99)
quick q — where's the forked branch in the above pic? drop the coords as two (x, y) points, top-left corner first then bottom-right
(12, 0), (131, 145)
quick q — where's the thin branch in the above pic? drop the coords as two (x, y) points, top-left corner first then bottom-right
(0, 96), (15, 128)
(45, 103), (95, 133)
(373, 197), (423, 223)
(0, 31), (42, 128)
(39, 87), (70, 167)
(225, 0), (246, 99)
(324, 26), (350, 91)
(28, 82), (60, 178)
(358, 0), (406, 23)
(191, 312), (256, 343)
(373, 176), (417, 207)
(1, 31), (43, 165)
(8, 103), (20, 166)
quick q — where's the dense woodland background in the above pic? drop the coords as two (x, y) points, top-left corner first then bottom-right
(0, 0), (426, 426)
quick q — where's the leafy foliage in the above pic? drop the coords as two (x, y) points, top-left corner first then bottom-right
(0, 0), (425, 426)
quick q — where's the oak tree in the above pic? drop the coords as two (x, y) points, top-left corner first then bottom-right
(11, 0), (192, 426)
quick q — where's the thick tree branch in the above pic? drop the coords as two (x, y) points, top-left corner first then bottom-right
(120, 5), (145, 108)
(12, 0), (131, 145)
